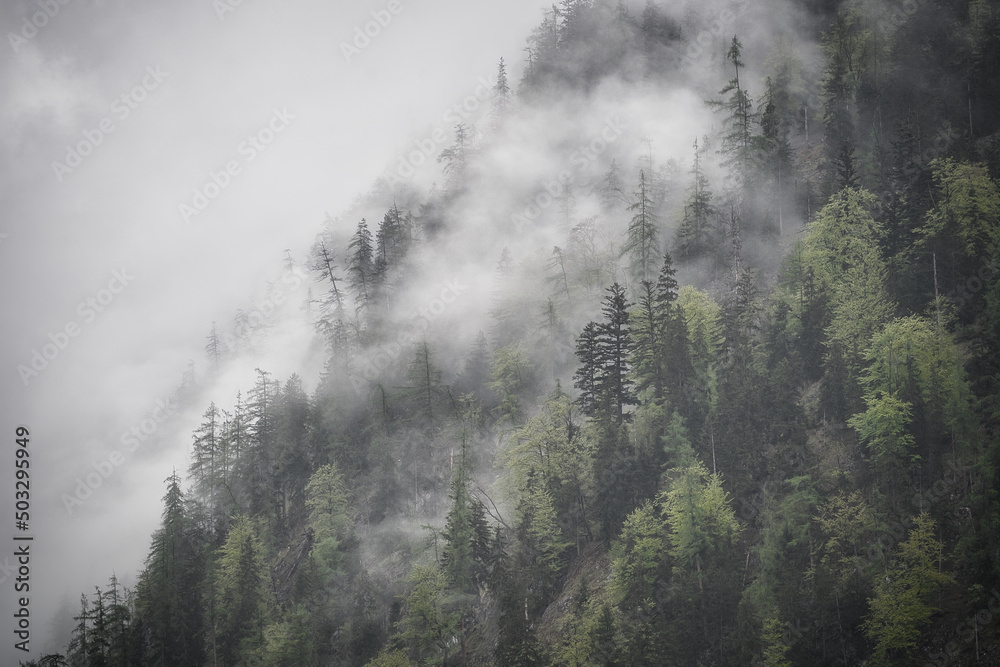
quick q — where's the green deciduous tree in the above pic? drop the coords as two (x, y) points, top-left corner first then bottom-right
(863, 514), (955, 665)
(399, 564), (457, 664)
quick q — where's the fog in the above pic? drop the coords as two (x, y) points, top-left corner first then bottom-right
(0, 0), (552, 658)
(1, 0), (825, 660)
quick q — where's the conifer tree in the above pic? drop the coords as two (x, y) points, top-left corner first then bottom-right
(596, 282), (635, 422)
(622, 169), (660, 283)
(493, 57), (512, 117)
(213, 515), (271, 665)
(134, 473), (205, 666)
(348, 218), (375, 317)
(441, 437), (490, 593)
(676, 138), (716, 261)
(713, 36), (756, 191)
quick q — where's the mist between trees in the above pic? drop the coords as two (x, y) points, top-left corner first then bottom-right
(32, 0), (1000, 665)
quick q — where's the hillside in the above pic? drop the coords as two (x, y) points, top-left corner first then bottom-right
(27, 0), (1000, 665)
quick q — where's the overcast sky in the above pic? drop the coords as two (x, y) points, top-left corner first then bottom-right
(0, 0), (553, 658)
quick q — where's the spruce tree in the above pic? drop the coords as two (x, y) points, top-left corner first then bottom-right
(622, 169), (660, 283)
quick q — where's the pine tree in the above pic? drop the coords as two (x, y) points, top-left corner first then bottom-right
(213, 515), (271, 665)
(274, 374), (312, 529)
(598, 159), (628, 211)
(596, 283), (635, 422)
(676, 138), (716, 261)
(134, 473), (205, 666)
(66, 594), (90, 667)
(348, 218), (375, 317)
(310, 239), (347, 348)
(622, 169), (660, 283)
(493, 57), (512, 118)
(188, 402), (221, 511)
(242, 368), (280, 524)
(573, 321), (601, 415)
(437, 123), (469, 186)
(402, 340), (446, 425)
(713, 36), (756, 191)
(205, 322), (222, 367)
(441, 437), (488, 593)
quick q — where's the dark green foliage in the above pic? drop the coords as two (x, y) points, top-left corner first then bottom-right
(56, 4), (1000, 666)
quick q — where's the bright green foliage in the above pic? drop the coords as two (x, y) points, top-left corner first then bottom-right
(918, 159), (1000, 280)
(611, 501), (666, 606)
(863, 514), (955, 665)
(304, 463), (350, 576)
(213, 515), (272, 664)
(490, 343), (532, 423)
(849, 392), (916, 492)
(760, 615), (793, 667)
(825, 248), (894, 375)
(800, 187), (886, 310)
(515, 472), (572, 599)
(797, 188), (894, 410)
(399, 564), (457, 664)
(262, 606), (315, 666)
(501, 387), (592, 550)
(662, 462), (741, 576)
(677, 285), (723, 421)
(861, 316), (975, 457)
(305, 463), (349, 541)
(364, 648), (413, 667)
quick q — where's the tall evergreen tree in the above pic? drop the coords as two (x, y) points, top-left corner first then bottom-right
(348, 218), (375, 317)
(622, 169), (660, 283)
(134, 473), (205, 667)
(676, 138), (717, 261)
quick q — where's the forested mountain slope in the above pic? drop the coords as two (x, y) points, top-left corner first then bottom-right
(30, 0), (1000, 665)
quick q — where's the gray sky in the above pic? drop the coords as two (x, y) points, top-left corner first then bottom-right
(0, 0), (552, 658)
